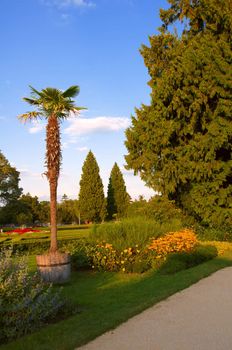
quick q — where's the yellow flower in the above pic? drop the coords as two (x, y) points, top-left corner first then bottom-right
(121, 260), (124, 264)
(122, 268), (125, 272)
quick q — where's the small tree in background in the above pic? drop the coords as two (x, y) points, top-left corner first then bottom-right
(18, 193), (41, 224)
(107, 163), (130, 220)
(79, 151), (106, 223)
(58, 195), (80, 224)
(38, 201), (50, 224)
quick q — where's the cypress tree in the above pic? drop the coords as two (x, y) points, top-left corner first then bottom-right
(125, 0), (232, 227)
(107, 163), (130, 219)
(79, 151), (106, 223)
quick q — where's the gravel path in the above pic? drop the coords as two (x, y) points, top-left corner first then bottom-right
(79, 267), (232, 350)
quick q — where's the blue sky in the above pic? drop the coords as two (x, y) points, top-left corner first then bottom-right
(0, 0), (168, 201)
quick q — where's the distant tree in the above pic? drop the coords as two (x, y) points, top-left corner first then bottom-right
(79, 151), (106, 223)
(127, 196), (148, 218)
(38, 201), (50, 224)
(107, 163), (130, 219)
(58, 196), (80, 224)
(0, 150), (22, 205)
(0, 202), (20, 225)
(0, 193), (50, 226)
(125, 0), (232, 227)
(61, 194), (68, 202)
(16, 212), (33, 226)
(18, 193), (41, 224)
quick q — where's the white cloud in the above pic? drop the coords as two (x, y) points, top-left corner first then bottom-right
(64, 116), (130, 136)
(28, 121), (45, 134)
(76, 146), (88, 152)
(44, 0), (95, 8)
(68, 0), (95, 7)
(19, 169), (42, 178)
(62, 142), (69, 149)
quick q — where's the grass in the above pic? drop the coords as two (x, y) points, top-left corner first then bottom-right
(0, 225), (90, 244)
(1, 241), (232, 350)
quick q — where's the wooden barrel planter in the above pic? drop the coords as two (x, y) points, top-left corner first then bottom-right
(36, 252), (71, 283)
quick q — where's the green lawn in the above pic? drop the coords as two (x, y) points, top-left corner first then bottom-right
(1, 241), (232, 350)
(0, 225), (90, 244)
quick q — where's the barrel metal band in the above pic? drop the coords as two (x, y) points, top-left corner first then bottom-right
(37, 261), (70, 267)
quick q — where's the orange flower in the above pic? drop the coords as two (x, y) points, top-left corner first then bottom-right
(148, 229), (197, 259)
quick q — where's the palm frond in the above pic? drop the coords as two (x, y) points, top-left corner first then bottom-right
(20, 85), (86, 121)
(42, 88), (61, 105)
(18, 111), (40, 122)
(62, 86), (80, 98)
(23, 97), (40, 106)
(29, 85), (43, 97)
(72, 106), (87, 113)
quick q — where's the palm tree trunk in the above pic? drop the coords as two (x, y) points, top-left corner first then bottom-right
(46, 114), (61, 254)
(50, 177), (58, 252)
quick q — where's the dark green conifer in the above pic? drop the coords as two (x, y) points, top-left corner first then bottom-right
(125, 0), (232, 227)
(107, 163), (130, 219)
(79, 151), (106, 223)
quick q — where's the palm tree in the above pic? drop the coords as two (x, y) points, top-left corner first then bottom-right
(18, 85), (85, 253)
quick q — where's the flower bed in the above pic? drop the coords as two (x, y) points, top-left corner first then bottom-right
(85, 229), (199, 273)
(5, 228), (41, 235)
(148, 228), (198, 260)
(86, 242), (149, 273)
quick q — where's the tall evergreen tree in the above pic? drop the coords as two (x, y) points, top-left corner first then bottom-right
(79, 151), (106, 222)
(107, 163), (130, 219)
(125, 0), (232, 227)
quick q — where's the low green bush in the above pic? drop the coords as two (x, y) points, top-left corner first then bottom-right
(0, 237), (84, 255)
(85, 242), (151, 273)
(59, 239), (90, 270)
(0, 248), (65, 344)
(158, 244), (218, 274)
(90, 217), (183, 250)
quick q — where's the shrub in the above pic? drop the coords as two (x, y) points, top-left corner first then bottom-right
(85, 242), (150, 273)
(91, 217), (183, 251)
(158, 244), (218, 274)
(0, 238), (84, 256)
(195, 225), (232, 242)
(127, 196), (185, 224)
(59, 239), (90, 270)
(0, 248), (65, 344)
